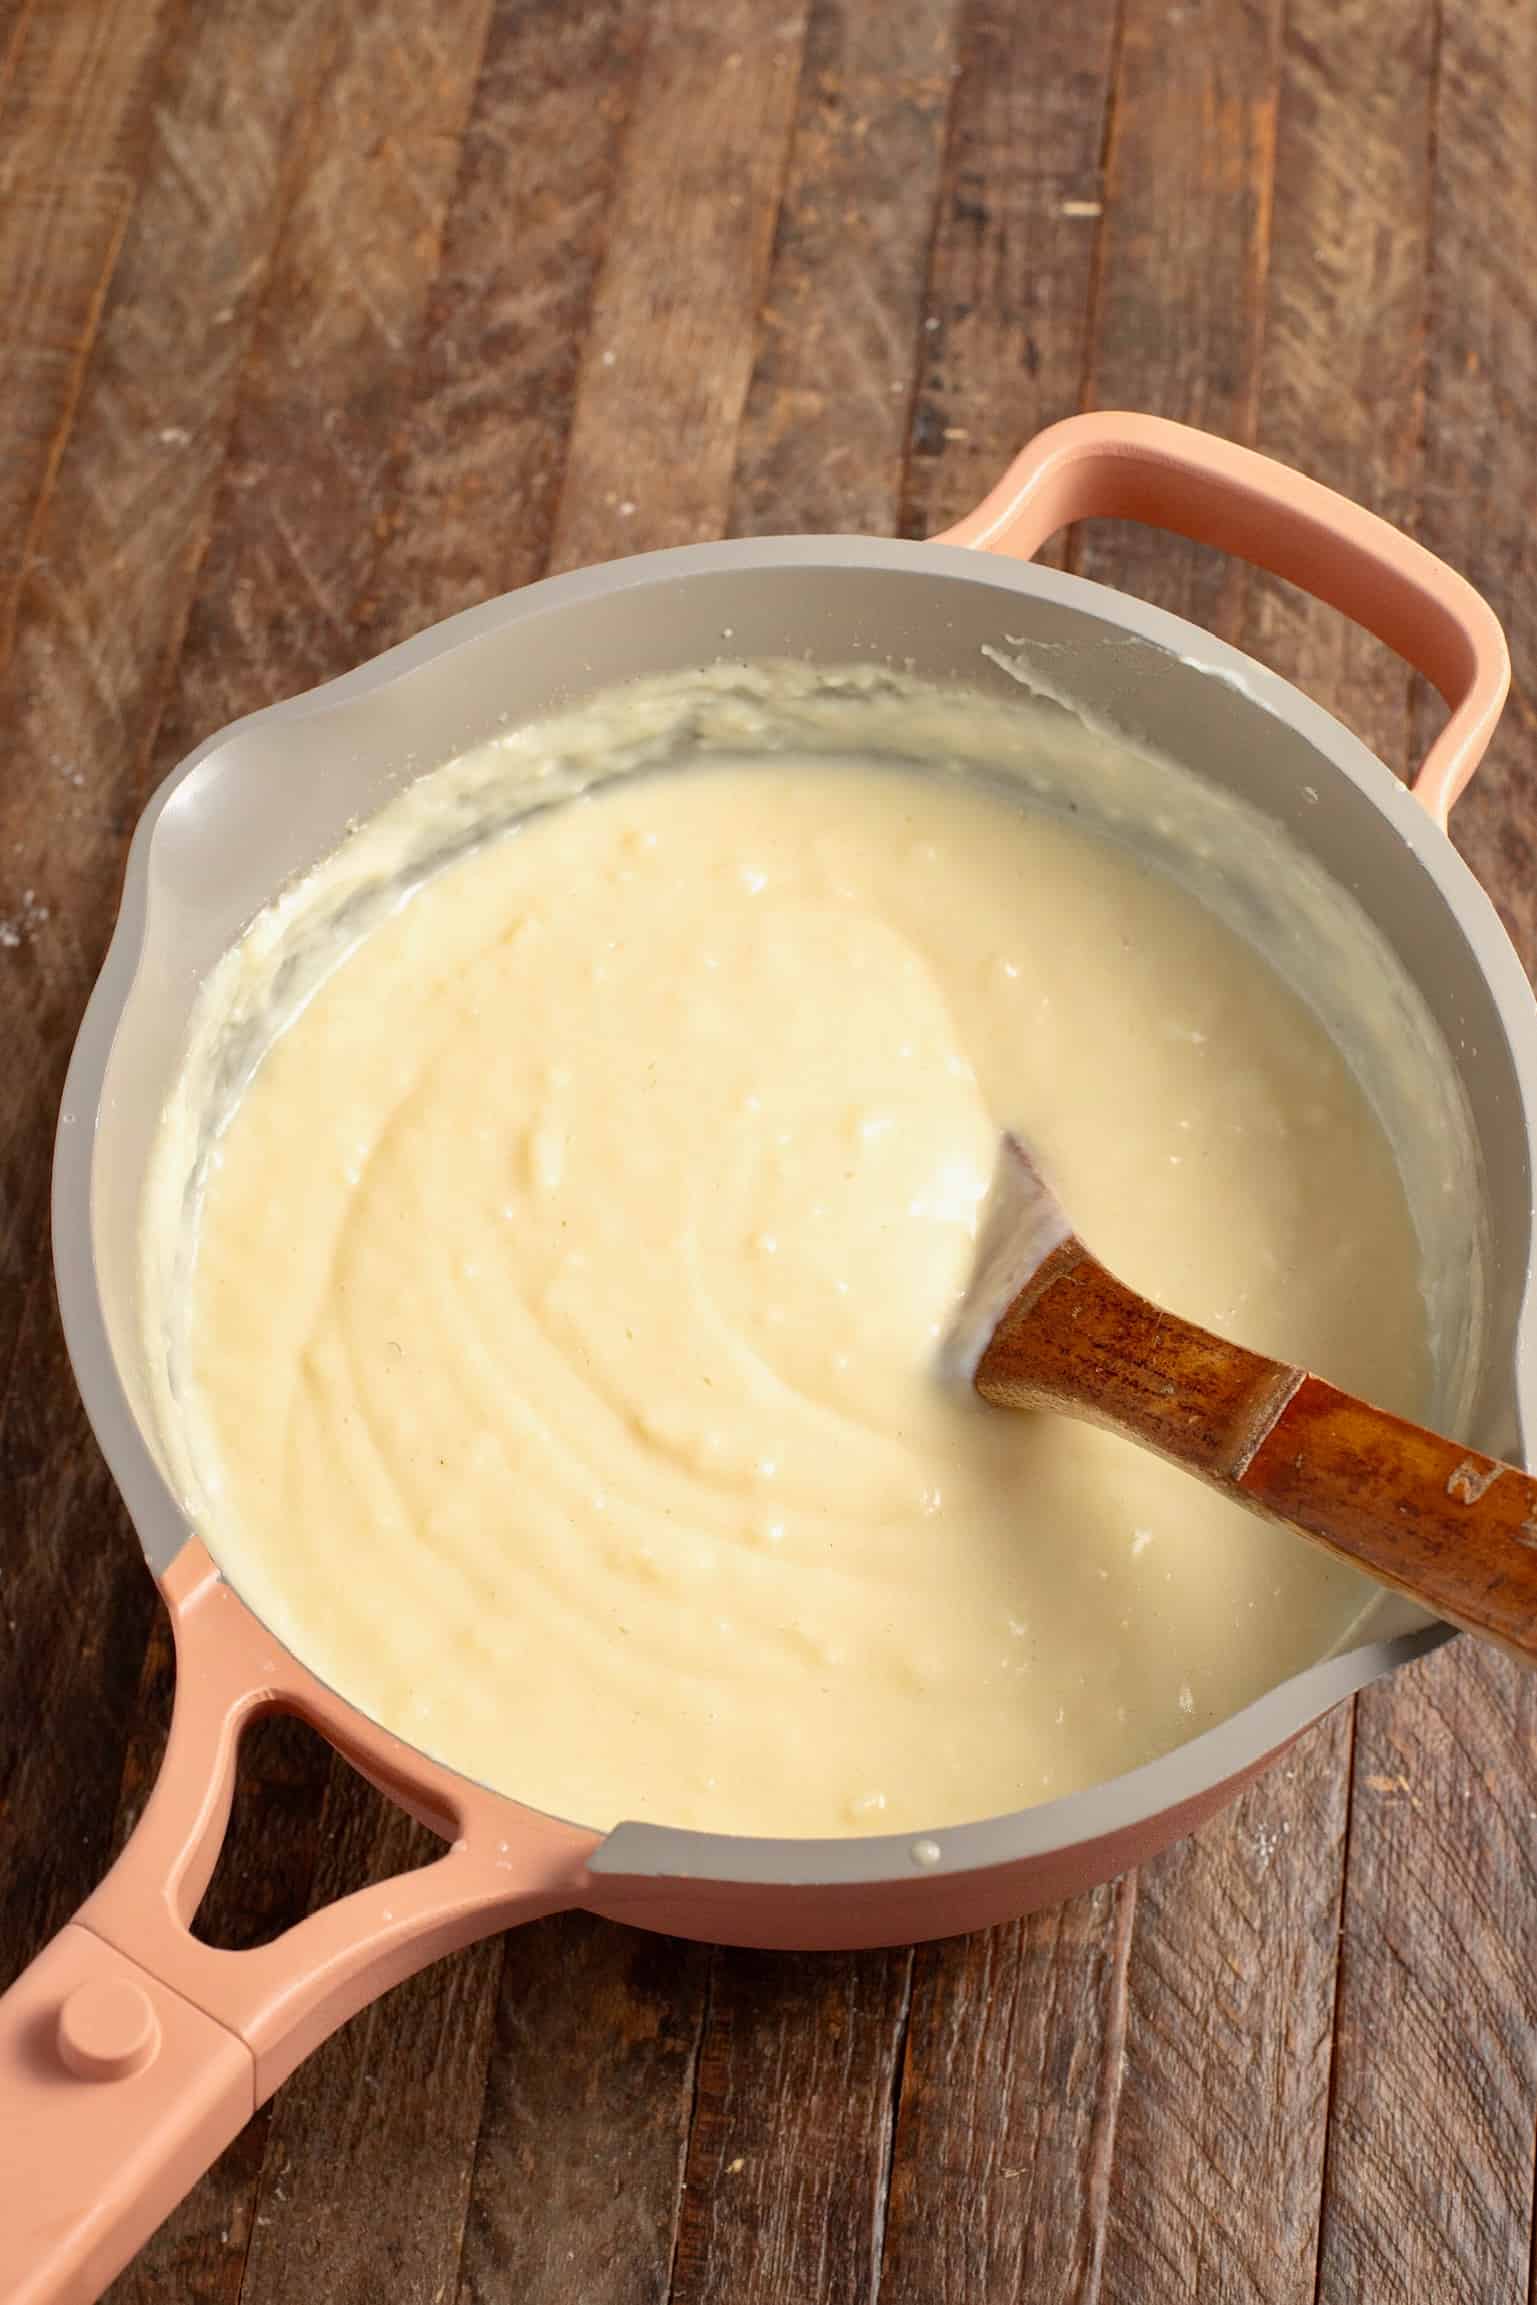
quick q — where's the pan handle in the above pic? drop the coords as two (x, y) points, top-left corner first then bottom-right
(0, 1541), (595, 2304)
(938, 410), (1510, 826)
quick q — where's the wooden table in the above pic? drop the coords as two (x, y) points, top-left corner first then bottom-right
(3, 1), (1534, 2298)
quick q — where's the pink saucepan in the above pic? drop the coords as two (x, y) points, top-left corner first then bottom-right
(3, 414), (1533, 2301)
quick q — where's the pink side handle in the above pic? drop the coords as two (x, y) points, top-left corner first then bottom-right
(937, 410), (1510, 824)
(0, 1542), (598, 2305)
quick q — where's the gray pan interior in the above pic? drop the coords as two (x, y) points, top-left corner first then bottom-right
(52, 537), (1537, 1890)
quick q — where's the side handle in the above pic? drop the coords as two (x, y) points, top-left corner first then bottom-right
(0, 1543), (596, 2304)
(938, 411), (1510, 824)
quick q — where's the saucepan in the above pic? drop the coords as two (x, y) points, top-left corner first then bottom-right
(5, 412), (1533, 2303)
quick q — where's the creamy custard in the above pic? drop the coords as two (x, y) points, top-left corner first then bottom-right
(176, 756), (1428, 1837)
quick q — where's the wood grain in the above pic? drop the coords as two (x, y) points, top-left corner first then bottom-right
(141, 0), (496, 783)
(897, 0), (1121, 549)
(232, 2), (749, 2287)
(0, 0), (352, 1372)
(363, 0), (650, 641)
(1314, 2), (1537, 2299)
(880, 1880), (1137, 2304)
(1104, 1727), (1351, 2305)
(1318, 1647), (1537, 2305)
(13, 0), (493, 2292)
(0, 0), (34, 102)
(0, 0), (349, 1999)
(1243, 0), (1436, 774)
(114, 7), (650, 2303)
(0, 0), (173, 672)
(451, 10), (953, 2293)
(0, 11), (359, 2299)
(456, 1917), (710, 2305)
(348, 22), (727, 2301)
(1147, 7), (1437, 2295)
(411, 5), (824, 2293)
(1416, 0), (1537, 969)
(1053, 8), (1385, 2303)
(1072, 0), (1280, 631)
(669, 1951), (914, 2305)
(548, 0), (810, 572)
(878, 13), (1128, 2298)
(728, 0), (961, 541)
(374, 4), (840, 2291)
(656, 21), (982, 2292)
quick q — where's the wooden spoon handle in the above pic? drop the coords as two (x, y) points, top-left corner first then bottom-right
(974, 1239), (1537, 1665)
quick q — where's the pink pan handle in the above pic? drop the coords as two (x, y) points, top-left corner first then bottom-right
(0, 1543), (596, 2305)
(938, 411), (1510, 824)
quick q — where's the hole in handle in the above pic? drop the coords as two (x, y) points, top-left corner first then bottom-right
(191, 1713), (443, 1953)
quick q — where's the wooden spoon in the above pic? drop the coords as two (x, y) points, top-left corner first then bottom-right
(959, 1134), (1537, 1665)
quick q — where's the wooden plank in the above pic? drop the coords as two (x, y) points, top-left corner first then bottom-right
(880, 1881), (1136, 2304)
(1241, 0), (1435, 776)
(0, 11), (355, 2301)
(1412, 0), (1537, 973)
(0, 0), (173, 671)
(456, 1917), (711, 2305)
(898, 0), (1120, 551)
(1054, 3), (1430, 2299)
(0, 0), (354, 1386)
(204, 8), (711, 2301)
(142, 0), (496, 777)
(135, 2), (759, 2298)
(0, 1), (491, 2298)
(0, 1346), (156, 1992)
(871, 11), (1127, 2298)
(65, 5), (550, 2301)
(361, 0), (650, 643)
(654, 16), (965, 2296)
(0, 0), (496, 2291)
(668, 1951), (914, 2305)
(1087, 18), (1436, 2299)
(1318, 1648), (1537, 2305)
(1100, 1724), (1350, 2305)
(0, 0), (350, 2015)
(193, 2), (812, 2297)
(727, 0), (959, 541)
(1072, 0), (1280, 633)
(1316, 4), (1537, 2298)
(228, 3), (666, 2282)
(547, 0), (811, 573)
(436, 9), (856, 2299)
(163, 9), (746, 2295)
